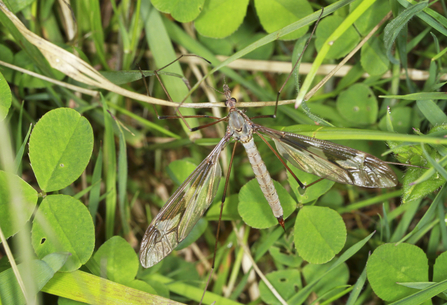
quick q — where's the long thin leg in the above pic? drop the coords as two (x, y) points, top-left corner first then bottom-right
(139, 63), (222, 127)
(251, 8), (324, 120)
(191, 117), (228, 132)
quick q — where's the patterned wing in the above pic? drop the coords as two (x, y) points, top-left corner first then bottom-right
(257, 126), (398, 188)
(140, 137), (229, 268)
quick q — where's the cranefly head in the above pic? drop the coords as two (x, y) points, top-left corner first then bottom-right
(223, 83), (237, 109)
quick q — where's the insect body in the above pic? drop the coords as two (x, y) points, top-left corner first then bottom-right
(139, 84), (398, 268)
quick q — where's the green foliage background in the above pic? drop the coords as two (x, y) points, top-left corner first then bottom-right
(0, 0), (447, 304)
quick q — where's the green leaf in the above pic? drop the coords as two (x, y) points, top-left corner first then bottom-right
(379, 107), (415, 134)
(126, 279), (157, 295)
(143, 8), (200, 133)
(0, 44), (14, 81)
(269, 246), (303, 267)
(156, 256), (200, 283)
(383, 1), (428, 64)
(360, 35), (389, 76)
(367, 243), (428, 302)
(318, 189), (344, 209)
(12, 50), (65, 89)
(294, 206), (346, 264)
(288, 165), (335, 204)
(289, 232), (374, 303)
(351, 0), (391, 35)
(176, 218), (208, 250)
(87, 236), (139, 284)
(346, 262), (368, 305)
(238, 179), (296, 229)
(0, 253), (69, 305)
(381, 92), (447, 101)
(28, 108), (94, 192)
(302, 261), (350, 297)
(166, 159), (197, 186)
(259, 269), (302, 304)
(416, 100), (447, 126)
(391, 279), (447, 305)
(236, 33), (275, 60)
(0, 170), (38, 240)
(0, 71), (11, 122)
(198, 33), (234, 56)
(194, 0), (250, 38)
(31, 194), (95, 272)
(151, 0), (205, 22)
(255, 0), (313, 41)
(433, 251), (447, 282)
(315, 15), (360, 59)
(403, 168), (445, 203)
(58, 297), (88, 304)
(42, 270), (167, 304)
(336, 83), (378, 125)
(206, 193), (241, 221)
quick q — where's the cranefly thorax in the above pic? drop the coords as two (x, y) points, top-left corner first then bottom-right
(228, 110), (253, 143)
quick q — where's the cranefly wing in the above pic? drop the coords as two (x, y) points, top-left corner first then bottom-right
(140, 136), (229, 268)
(256, 125), (398, 188)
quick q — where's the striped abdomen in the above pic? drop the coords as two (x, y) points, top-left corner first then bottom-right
(242, 138), (283, 220)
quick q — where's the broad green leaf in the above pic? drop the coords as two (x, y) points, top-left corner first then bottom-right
(318, 189), (344, 208)
(259, 269), (302, 305)
(351, 0), (391, 35)
(194, 0), (250, 38)
(206, 193), (241, 221)
(29, 108), (94, 192)
(87, 236), (139, 284)
(239, 179), (296, 229)
(32, 194), (95, 272)
(0, 170), (38, 240)
(403, 168), (445, 203)
(166, 159), (198, 186)
(361, 35), (389, 76)
(294, 206), (346, 264)
(176, 218), (208, 250)
(156, 256), (200, 283)
(379, 107), (414, 134)
(336, 83), (378, 125)
(315, 15), (360, 59)
(0, 253), (69, 305)
(151, 0), (205, 22)
(236, 33), (274, 60)
(255, 0), (313, 41)
(433, 250), (447, 282)
(0, 71), (11, 122)
(288, 164), (335, 204)
(289, 232), (374, 304)
(367, 243), (428, 302)
(198, 33), (234, 56)
(269, 246), (303, 267)
(302, 261), (349, 297)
